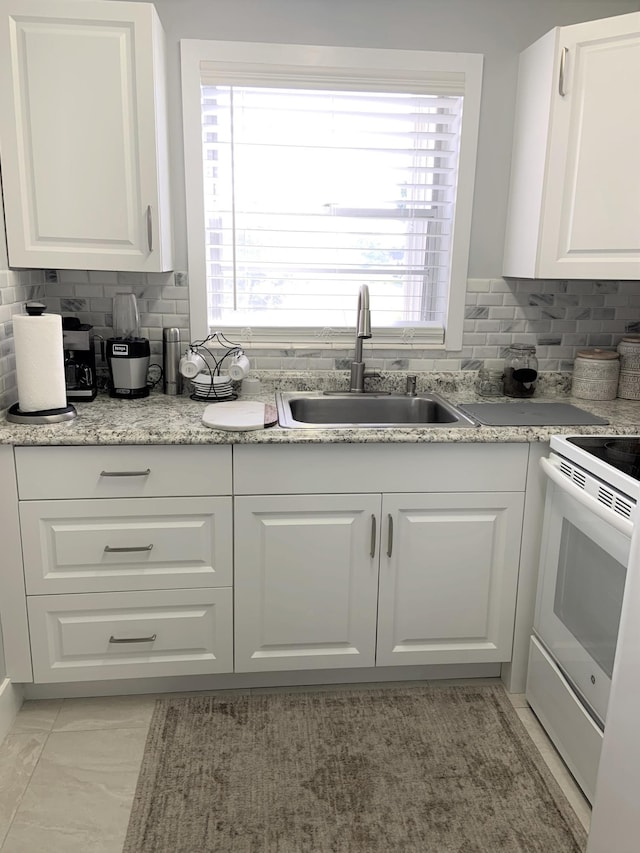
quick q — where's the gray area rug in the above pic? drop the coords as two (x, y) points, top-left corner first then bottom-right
(123, 684), (586, 853)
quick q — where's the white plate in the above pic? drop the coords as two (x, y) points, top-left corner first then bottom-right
(193, 389), (234, 398)
(193, 384), (233, 391)
(192, 374), (231, 386)
(193, 380), (232, 390)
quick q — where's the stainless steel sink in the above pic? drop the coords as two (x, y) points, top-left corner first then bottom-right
(276, 391), (478, 429)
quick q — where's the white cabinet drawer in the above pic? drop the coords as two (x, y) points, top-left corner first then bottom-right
(234, 443), (529, 495)
(20, 497), (233, 594)
(15, 446), (232, 499)
(27, 588), (233, 683)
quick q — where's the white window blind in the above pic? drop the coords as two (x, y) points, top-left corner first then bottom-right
(200, 84), (463, 337)
(182, 41), (482, 347)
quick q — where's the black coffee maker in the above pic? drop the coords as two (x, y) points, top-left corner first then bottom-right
(62, 317), (97, 402)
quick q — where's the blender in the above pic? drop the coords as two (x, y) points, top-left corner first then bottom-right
(106, 293), (150, 398)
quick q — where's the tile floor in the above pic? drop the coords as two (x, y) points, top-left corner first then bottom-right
(0, 681), (591, 852)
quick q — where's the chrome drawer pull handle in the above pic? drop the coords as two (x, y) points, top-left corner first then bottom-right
(559, 47), (568, 96)
(370, 514), (377, 558)
(109, 634), (157, 644)
(104, 544), (153, 553)
(387, 514), (394, 558)
(100, 469), (151, 477)
(146, 205), (153, 252)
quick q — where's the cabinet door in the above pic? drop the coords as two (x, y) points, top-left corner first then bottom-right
(0, 0), (172, 271)
(234, 494), (381, 672)
(376, 492), (524, 666)
(504, 12), (640, 279)
(539, 14), (640, 279)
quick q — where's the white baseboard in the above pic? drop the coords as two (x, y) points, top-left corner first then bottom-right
(22, 662), (501, 700)
(0, 679), (23, 744)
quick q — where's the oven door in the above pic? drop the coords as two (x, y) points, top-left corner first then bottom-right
(535, 455), (632, 725)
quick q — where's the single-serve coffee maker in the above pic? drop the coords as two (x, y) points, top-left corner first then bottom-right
(106, 293), (150, 399)
(62, 317), (97, 402)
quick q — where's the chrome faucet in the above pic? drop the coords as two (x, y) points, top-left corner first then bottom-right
(349, 284), (378, 393)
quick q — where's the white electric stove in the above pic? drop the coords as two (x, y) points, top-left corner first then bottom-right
(527, 434), (639, 803)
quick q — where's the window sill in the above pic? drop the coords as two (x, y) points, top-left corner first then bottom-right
(237, 340), (449, 351)
(210, 327), (451, 351)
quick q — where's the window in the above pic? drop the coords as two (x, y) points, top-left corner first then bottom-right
(181, 41), (483, 349)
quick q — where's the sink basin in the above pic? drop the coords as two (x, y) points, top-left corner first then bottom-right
(276, 391), (478, 429)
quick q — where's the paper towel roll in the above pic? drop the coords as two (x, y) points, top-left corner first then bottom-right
(14, 311), (67, 412)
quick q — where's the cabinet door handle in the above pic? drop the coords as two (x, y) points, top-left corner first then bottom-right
(370, 514), (377, 558)
(559, 47), (568, 96)
(146, 205), (153, 252)
(387, 514), (394, 558)
(109, 634), (157, 644)
(104, 544), (153, 553)
(99, 469), (151, 477)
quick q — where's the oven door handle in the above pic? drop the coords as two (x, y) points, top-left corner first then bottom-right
(540, 456), (634, 537)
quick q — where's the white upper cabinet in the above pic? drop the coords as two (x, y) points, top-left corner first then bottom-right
(0, 0), (173, 271)
(503, 12), (640, 280)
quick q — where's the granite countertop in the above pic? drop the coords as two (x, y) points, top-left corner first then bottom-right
(1, 371), (639, 447)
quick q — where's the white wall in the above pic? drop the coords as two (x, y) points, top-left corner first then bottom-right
(125, 0), (639, 278)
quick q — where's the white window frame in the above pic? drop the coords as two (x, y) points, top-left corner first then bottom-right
(181, 40), (483, 351)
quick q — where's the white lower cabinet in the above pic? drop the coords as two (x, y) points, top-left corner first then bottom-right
(11, 443), (528, 686)
(235, 491), (524, 674)
(14, 445), (234, 683)
(27, 588), (233, 683)
(376, 492), (525, 666)
(234, 494), (381, 672)
(233, 442), (527, 675)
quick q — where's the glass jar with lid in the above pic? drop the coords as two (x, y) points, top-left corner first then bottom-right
(503, 343), (538, 398)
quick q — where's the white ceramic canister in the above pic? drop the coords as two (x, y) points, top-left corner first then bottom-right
(617, 336), (640, 400)
(571, 348), (620, 401)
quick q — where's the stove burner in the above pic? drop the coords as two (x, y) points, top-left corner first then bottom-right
(604, 439), (640, 465)
(566, 436), (640, 481)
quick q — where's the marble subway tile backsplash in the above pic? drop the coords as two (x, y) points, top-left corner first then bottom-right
(214, 278), (640, 373)
(0, 268), (190, 414)
(41, 270), (191, 362)
(39, 274), (640, 375)
(2, 270), (640, 414)
(0, 268), (45, 413)
(460, 278), (640, 371)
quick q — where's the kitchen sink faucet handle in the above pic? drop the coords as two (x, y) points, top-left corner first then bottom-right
(406, 375), (417, 396)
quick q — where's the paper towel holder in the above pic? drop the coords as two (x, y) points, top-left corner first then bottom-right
(7, 302), (77, 424)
